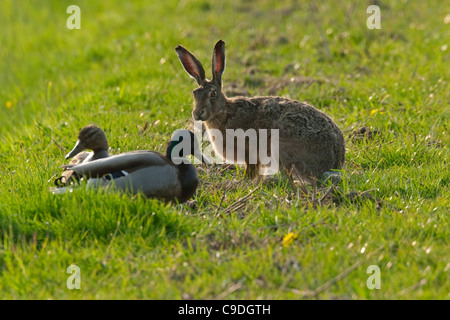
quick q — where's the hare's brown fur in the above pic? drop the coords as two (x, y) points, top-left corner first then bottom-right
(176, 40), (345, 182)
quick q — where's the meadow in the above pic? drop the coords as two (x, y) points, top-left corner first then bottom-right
(0, 0), (448, 299)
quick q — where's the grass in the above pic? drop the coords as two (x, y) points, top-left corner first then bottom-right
(0, 0), (448, 299)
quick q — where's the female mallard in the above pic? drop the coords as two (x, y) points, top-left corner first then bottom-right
(54, 125), (110, 186)
(65, 129), (210, 203)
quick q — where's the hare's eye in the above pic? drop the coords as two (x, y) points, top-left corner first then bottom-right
(210, 90), (217, 98)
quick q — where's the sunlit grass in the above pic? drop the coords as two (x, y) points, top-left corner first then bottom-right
(0, 0), (448, 299)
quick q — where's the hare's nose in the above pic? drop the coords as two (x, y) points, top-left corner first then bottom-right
(194, 109), (205, 121)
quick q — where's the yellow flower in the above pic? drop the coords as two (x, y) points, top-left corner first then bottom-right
(282, 232), (298, 247)
(370, 109), (385, 116)
(6, 101), (13, 108)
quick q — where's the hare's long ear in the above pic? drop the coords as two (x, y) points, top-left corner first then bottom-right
(175, 45), (206, 86)
(212, 40), (225, 87)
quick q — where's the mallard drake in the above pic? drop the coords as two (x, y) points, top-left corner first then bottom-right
(65, 129), (210, 203)
(54, 125), (110, 186)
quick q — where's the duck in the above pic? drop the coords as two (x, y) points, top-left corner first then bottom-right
(64, 129), (211, 203)
(54, 125), (110, 186)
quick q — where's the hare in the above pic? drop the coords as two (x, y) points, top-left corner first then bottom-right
(175, 40), (345, 183)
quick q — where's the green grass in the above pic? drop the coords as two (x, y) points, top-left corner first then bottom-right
(0, 0), (448, 299)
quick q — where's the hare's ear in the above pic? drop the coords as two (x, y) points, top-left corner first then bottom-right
(212, 40), (225, 87)
(175, 45), (206, 85)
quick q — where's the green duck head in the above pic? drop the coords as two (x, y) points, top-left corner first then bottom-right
(166, 130), (211, 165)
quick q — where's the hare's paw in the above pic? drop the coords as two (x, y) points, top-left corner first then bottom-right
(321, 171), (342, 186)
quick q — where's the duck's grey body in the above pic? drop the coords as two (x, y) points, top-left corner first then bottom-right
(72, 151), (183, 200)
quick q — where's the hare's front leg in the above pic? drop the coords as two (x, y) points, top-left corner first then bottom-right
(244, 145), (261, 179)
(245, 163), (259, 179)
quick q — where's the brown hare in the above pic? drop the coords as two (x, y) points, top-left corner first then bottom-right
(175, 40), (345, 183)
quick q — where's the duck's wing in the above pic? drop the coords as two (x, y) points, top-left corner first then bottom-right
(103, 165), (182, 200)
(54, 151), (92, 186)
(67, 151), (169, 177)
(72, 151), (92, 164)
